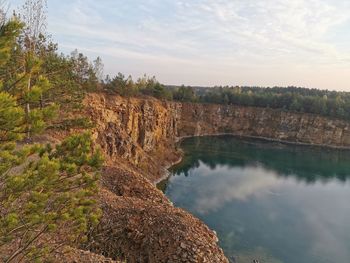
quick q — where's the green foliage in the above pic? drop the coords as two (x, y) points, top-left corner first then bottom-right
(0, 92), (25, 142)
(0, 12), (103, 262)
(173, 85), (196, 102)
(104, 73), (173, 100)
(0, 18), (24, 68)
(0, 25), (58, 137)
(104, 73), (350, 120)
(1, 21), (101, 135)
(165, 85), (350, 121)
(0, 133), (103, 262)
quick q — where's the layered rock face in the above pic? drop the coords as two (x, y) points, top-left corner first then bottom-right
(86, 93), (181, 182)
(178, 103), (350, 148)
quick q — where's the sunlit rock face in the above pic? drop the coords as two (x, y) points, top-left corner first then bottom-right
(85, 93), (182, 182)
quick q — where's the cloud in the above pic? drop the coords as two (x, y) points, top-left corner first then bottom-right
(169, 162), (283, 214)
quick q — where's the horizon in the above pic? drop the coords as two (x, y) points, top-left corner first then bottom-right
(10, 0), (350, 91)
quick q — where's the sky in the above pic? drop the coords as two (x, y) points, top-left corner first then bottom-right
(9, 0), (350, 91)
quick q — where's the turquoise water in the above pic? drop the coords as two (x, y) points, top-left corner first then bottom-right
(159, 136), (350, 263)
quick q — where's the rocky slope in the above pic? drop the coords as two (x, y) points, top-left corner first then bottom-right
(84, 94), (228, 262)
(86, 93), (182, 182)
(86, 167), (227, 263)
(81, 92), (350, 263)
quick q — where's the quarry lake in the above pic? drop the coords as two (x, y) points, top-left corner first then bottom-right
(158, 136), (350, 263)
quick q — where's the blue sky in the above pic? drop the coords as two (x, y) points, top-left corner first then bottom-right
(9, 0), (350, 91)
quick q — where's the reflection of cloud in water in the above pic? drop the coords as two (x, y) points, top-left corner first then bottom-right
(289, 183), (350, 262)
(166, 139), (350, 263)
(308, 218), (350, 262)
(187, 162), (282, 214)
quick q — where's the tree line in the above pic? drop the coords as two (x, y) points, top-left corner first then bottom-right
(103, 77), (350, 121)
(191, 86), (350, 120)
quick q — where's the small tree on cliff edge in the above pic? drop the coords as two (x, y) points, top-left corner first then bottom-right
(1, 0), (58, 139)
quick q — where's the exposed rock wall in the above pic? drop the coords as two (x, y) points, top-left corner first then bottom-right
(178, 103), (350, 148)
(86, 93), (182, 182)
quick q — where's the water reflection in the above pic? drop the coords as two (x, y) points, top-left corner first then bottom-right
(161, 136), (350, 263)
(169, 163), (283, 214)
(170, 136), (350, 183)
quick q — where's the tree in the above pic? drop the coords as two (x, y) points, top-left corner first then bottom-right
(0, 16), (23, 68)
(0, 132), (103, 262)
(68, 49), (100, 92)
(0, 1), (58, 139)
(173, 85), (195, 102)
(0, 0), (8, 27)
(93, 56), (104, 82)
(21, 0), (48, 136)
(21, 0), (47, 52)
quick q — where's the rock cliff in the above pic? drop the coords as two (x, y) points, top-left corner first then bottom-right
(86, 93), (182, 182)
(84, 94), (228, 262)
(178, 103), (350, 148)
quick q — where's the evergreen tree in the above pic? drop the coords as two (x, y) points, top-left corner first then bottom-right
(1, 2), (57, 139)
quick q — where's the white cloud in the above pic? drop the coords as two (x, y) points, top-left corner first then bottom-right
(169, 162), (283, 214)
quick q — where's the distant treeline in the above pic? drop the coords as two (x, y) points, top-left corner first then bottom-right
(102, 74), (350, 121)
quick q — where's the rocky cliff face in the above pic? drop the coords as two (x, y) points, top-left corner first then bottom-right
(178, 103), (350, 148)
(86, 93), (182, 182)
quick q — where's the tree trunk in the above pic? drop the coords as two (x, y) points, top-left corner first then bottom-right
(26, 74), (31, 140)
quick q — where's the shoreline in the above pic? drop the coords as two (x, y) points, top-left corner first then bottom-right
(175, 133), (350, 150)
(152, 154), (183, 185)
(155, 132), (350, 186)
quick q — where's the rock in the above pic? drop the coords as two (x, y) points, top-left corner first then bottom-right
(54, 247), (118, 263)
(86, 188), (228, 262)
(180, 242), (187, 249)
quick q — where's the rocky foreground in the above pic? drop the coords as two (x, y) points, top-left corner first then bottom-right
(85, 167), (228, 262)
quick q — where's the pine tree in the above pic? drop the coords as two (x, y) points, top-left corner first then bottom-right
(0, 1), (58, 139)
(0, 132), (103, 262)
